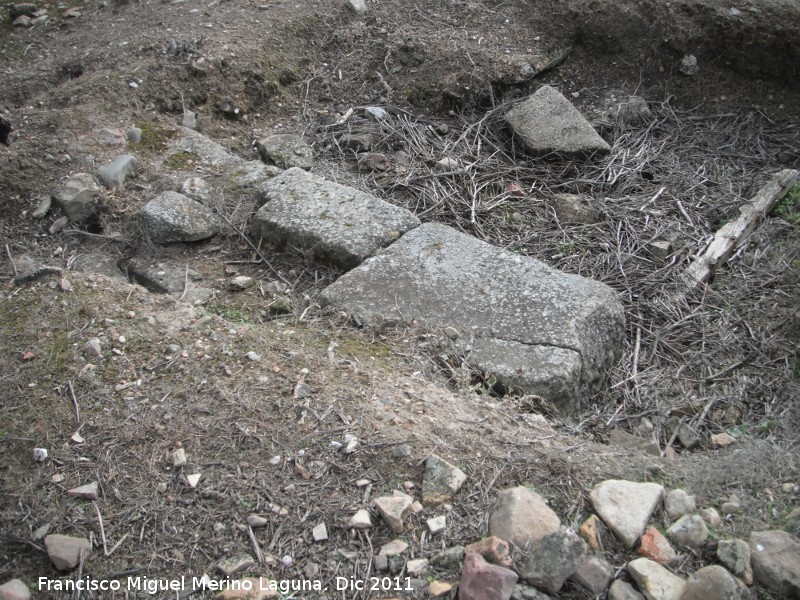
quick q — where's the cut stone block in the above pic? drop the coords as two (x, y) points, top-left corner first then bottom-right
(251, 167), (420, 270)
(321, 223), (624, 410)
(505, 85), (611, 157)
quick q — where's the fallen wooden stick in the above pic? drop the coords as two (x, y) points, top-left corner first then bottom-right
(683, 168), (798, 291)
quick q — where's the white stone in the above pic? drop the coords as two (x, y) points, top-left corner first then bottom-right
(67, 481), (98, 500)
(406, 558), (429, 576)
(312, 522), (328, 542)
(665, 489), (696, 519)
(590, 480), (664, 547)
(626, 558), (685, 600)
(186, 473), (201, 487)
(348, 509), (372, 529)
(427, 515), (447, 534)
(172, 448), (187, 467)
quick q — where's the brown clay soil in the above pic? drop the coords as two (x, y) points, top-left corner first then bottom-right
(1, 0), (799, 598)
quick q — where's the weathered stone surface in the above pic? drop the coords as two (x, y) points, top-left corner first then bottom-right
(573, 555), (614, 594)
(322, 223), (624, 409)
(627, 558), (685, 600)
(216, 555), (256, 577)
(699, 507), (721, 527)
(53, 173), (101, 223)
(311, 522), (328, 542)
(430, 545), (464, 570)
(169, 127), (241, 167)
(518, 530), (587, 593)
(348, 509), (371, 529)
(140, 191), (220, 244)
(591, 480), (664, 547)
(638, 527), (677, 564)
(681, 565), (750, 600)
(422, 455), (466, 506)
(511, 584), (553, 600)
(749, 530), (800, 597)
(373, 495), (412, 534)
(665, 489), (696, 520)
(379, 539), (408, 556)
(67, 481), (98, 500)
(71, 252), (127, 281)
(123, 259), (216, 305)
(251, 167), (419, 270)
(0, 579), (31, 600)
(505, 85), (610, 156)
(459, 553), (518, 600)
(607, 429), (660, 457)
(582, 91), (653, 130)
(406, 558), (428, 576)
(97, 154), (137, 189)
(428, 581), (454, 597)
(255, 134), (314, 170)
(552, 193), (602, 224)
(608, 580), (646, 600)
(666, 515), (708, 548)
(489, 486), (561, 549)
(44, 534), (91, 571)
(717, 539), (753, 585)
(464, 536), (513, 567)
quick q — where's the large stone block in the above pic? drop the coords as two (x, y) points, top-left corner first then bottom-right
(250, 167), (420, 270)
(321, 223), (624, 410)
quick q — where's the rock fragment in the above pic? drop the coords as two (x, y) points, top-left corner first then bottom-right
(67, 481), (98, 500)
(590, 480), (664, 547)
(665, 514), (708, 547)
(459, 553), (518, 600)
(517, 530), (587, 593)
(749, 529), (800, 597)
(422, 455), (466, 506)
(44, 534), (91, 571)
(489, 486), (561, 548)
(139, 191), (220, 244)
(681, 565), (750, 600)
(626, 558), (685, 600)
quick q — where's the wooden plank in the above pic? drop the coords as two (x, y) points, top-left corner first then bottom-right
(683, 168), (799, 290)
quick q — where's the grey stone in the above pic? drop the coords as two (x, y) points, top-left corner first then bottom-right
(321, 223), (624, 410)
(699, 507), (721, 526)
(518, 530), (587, 593)
(180, 177), (210, 202)
(680, 565), (750, 600)
(347, 509), (372, 529)
(607, 429), (660, 456)
(67, 481), (98, 500)
(44, 534), (91, 571)
(422, 454), (467, 506)
(373, 495), (412, 534)
(70, 252), (126, 281)
(573, 555), (614, 594)
(251, 167), (419, 270)
(665, 489), (696, 520)
(31, 196), (51, 219)
(139, 191), (220, 244)
(505, 85), (610, 156)
(489, 486), (561, 549)
(552, 193), (602, 224)
(10, 4), (37, 19)
(53, 173), (101, 223)
(626, 558), (685, 600)
(374, 554), (388, 571)
(666, 514), (708, 547)
(391, 444), (412, 458)
(430, 545), (464, 570)
(98, 154), (137, 189)
(169, 127), (241, 168)
(364, 106), (389, 121)
(406, 558), (428, 576)
(49, 216), (68, 234)
(83, 338), (102, 357)
(182, 111), (197, 129)
(511, 584), (553, 600)
(590, 480), (664, 547)
(216, 555), (256, 576)
(679, 55), (699, 76)
(347, 0), (366, 15)
(126, 127), (142, 143)
(379, 539), (408, 556)
(217, 160), (282, 196)
(228, 276), (254, 291)
(246, 515), (267, 528)
(12, 15), (31, 26)
(459, 553), (518, 600)
(0, 579), (30, 600)
(749, 529), (800, 597)
(255, 134), (314, 170)
(312, 522), (328, 542)
(123, 258), (215, 304)
(608, 580), (646, 600)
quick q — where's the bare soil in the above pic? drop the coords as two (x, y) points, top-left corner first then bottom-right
(1, 0), (799, 598)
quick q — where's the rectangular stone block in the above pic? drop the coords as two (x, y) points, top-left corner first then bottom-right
(250, 167), (420, 269)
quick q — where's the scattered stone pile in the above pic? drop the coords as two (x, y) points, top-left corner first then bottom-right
(7, 471), (798, 599)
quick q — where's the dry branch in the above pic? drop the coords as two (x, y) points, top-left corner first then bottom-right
(682, 168), (798, 290)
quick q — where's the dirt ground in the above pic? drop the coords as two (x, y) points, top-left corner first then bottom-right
(1, 0), (799, 598)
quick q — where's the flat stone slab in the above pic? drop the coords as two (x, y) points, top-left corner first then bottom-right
(250, 167), (420, 269)
(123, 258), (216, 305)
(321, 223), (624, 409)
(505, 85), (611, 157)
